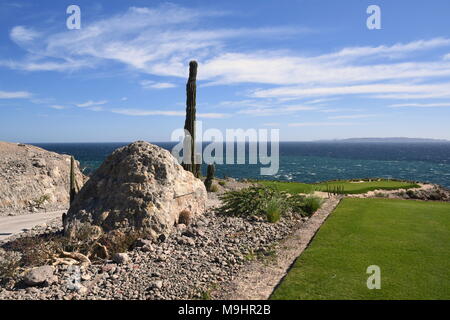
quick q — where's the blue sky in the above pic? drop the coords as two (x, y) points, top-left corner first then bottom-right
(1, 0), (450, 142)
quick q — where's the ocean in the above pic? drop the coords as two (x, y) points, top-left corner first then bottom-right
(33, 142), (450, 189)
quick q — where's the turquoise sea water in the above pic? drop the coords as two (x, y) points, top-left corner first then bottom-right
(33, 142), (450, 188)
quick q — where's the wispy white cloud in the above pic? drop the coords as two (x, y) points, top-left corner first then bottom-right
(4, 4), (304, 75)
(10, 26), (41, 43)
(49, 105), (66, 110)
(3, 4), (450, 106)
(237, 104), (317, 116)
(263, 122), (280, 127)
(111, 108), (228, 118)
(75, 100), (108, 108)
(318, 108), (363, 113)
(0, 90), (32, 99)
(305, 98), (340, 105)
(140, 80), (176, 89)
(319, 38), (450, 61)
(0, 59), (92, 72)
(252, 83), (450, 100)
(389, 102), (450, 108)
(288, 122), (357, 127)
(327, 114), (379, 120)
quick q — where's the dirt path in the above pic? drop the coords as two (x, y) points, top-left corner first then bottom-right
(212, 195), (343, 300)
(0, 210), (65, 241)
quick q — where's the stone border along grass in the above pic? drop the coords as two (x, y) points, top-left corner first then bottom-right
(211, 195), (343, 300)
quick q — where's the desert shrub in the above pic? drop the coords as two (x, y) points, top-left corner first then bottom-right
(286, 194), (307, 214)
(300, 196), (323, 216)
(218, 181), (226, 187)
(406, 190), (417, 198)
(0, 250), (22, 282)
(218, 185), (320, 220)
(32, 194), (51, 209)
(200, 290), (212, 300)
(266, 198), (282, 223)
(210, 184), (219, 192)
(218, 186), (285, 217)
(6, 235), (65, 267)
(97, 230), (143, 256)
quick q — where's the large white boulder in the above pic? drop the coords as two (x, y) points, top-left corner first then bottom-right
(64, 141), (207, 239)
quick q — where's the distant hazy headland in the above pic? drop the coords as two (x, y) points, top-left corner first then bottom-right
(317, 137), (450, 143)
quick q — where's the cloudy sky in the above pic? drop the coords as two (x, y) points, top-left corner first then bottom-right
(1, 0), (450, 142)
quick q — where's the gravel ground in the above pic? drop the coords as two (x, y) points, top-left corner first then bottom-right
(0, 180), (304, 300)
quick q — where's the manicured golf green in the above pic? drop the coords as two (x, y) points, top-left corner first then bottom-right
(259, 179), (419, 194)
(271, 198), (450, 300)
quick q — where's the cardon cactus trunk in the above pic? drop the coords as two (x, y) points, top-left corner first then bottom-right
(182, 60), (199, 178)
(204, 164), (215, 191)
(69, 156), (77, 204)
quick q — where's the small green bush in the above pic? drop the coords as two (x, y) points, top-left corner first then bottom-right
(266, 199), (282, 223)
(218, 186), (285, 217)
(301, 196), (323, 216)
(218, 185), (324, 219)
(407, 190), (417, 198)
(218, 181), (226, 186)
(286, 194), (307, 213)
(32, 194), (51, 209)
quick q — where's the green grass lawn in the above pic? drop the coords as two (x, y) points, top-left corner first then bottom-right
(259, 179), (420, 194)
(271, 198), (450, 300)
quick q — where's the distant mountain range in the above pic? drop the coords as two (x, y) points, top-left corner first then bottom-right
(318, 137), (450, 143)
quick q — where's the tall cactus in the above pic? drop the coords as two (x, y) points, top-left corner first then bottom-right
(69, 156), (77, 204)
(182, 60), (199, 178)
(204, 164), (215, 191)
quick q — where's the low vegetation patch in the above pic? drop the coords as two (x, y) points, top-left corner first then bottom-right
(259, 179), (420, 195)
(0, 250), (22, 283)
(266, 198), (282, 223)
(218, 186), (322, 220)
(300, 196), (323, 216)
(0, 228), (144, 283)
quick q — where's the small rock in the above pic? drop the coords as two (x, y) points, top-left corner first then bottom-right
(141, 244), (154, 252)
(178, 236), (195, 246)
(195, 229), (205, 237)
(101, 264), (117, 273)
(182, 230), (196, 238)
(176, 223), (187, 232)
(77, 285), (88, 295)
(149, 280), (163, 290)
(23, 266), (55, 287)
(134, 238), (153, 248)
(112, 253), (130, 264)
(81, 274), (92, 281)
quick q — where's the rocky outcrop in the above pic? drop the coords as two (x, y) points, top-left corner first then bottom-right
(0, 142), (85, 216)
(63, 141), (207, 240)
